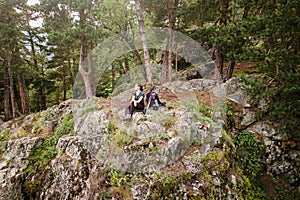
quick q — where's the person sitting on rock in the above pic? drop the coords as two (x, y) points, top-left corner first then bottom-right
(126, 84), (145, 118)
(146, 86), (166, 110)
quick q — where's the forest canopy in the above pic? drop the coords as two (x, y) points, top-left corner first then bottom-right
(0, 0), (299, 124)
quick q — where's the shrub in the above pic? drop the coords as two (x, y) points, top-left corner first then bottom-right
(234, 131), (264, 179)
(240, 74), (300, 140)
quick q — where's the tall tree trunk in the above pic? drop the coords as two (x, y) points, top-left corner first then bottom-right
(62, 54), (67, 101)
(168, 0), (178, 82)
(40, 74), (47, 110)
(29, 30), (46, 109)
(17, 74), (30, 115)
(3, 58), (12, 120)
(160, 51), (168, 84)
(167, 27), (173, 82)
(216, 0), (229, 81)
(225, 60), (235, 81)
(68, 55), (74, 87)
(160, 0), (178, 83)
(63, 71), (67, 101)
(7, 54), (17, 119)
(79, 44), (93, 98)
(216, 48), (224, 80)
(28, 30), (38, 68)
(135, 0), (153, 84)
(79, 9), (93, 98)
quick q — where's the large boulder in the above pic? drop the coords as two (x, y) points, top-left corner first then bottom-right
(0, 137), (43, 200)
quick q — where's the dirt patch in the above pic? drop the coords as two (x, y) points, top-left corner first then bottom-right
(195, 91), (211, 107)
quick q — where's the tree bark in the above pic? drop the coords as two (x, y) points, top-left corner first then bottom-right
(68, 55), (74, 87)
(79, 44), (93, 98)
(62, 54), (67, 101)
(79, 9), (93, 98)
(135, 0), (153, 84)
(225, 60), (235, 81)
(28, 30), (38, 68)
(7, 53), (17, 119)
(63, 71), (67, 101)
(160, 0), (179, 83)
(40, 73), (47, 110)
(160, 51), (168, 84)
(216, 48), (224, 79)
(3, 58), (12, 120)
(28, 30), (46, 110)
(216, 0), (229, 81)
(168, 0), (178, 82)
(17, 74), (30, 115)
(167, 27), (173, 82)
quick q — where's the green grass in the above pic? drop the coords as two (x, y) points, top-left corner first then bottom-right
(29, 113), (74, 167)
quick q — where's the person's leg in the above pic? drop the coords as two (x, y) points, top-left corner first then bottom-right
(129, 102), (135, 116)
(148, 100), (153, 108)
(136, 103), (144, 112)
(156, 94), (162, 105)
(156, 94), (166, 107)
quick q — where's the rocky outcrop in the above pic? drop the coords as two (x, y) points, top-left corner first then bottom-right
(0, 77), (299, 199)
(248, 121), (300, 186)
(0, 137), (43, 200)
(224, 77), (300, 188)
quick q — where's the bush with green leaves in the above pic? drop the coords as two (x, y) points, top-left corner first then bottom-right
(240, 73), (300, 140)
(234, 131), (264, 180)
(29, 113), (74, 166)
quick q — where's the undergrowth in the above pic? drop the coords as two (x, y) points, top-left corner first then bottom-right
(240, 73), (300, 140)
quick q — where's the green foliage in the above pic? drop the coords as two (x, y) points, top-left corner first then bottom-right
(22, 180), (42, 199)
(113, 130), (133, 147)
(29, 137), (58, 166)
(0, 141), (8, 157)
(109, 169), (131, 187)
(83, 103), (100, 113)
(274, 186), (299, 200)
(151, 111), (177, 129)
(56, 113), (74, 135)
(162, 115), (176, 129)
(221, 130), (235, 150)
(239, 75), (273, 105)
(107, 169), (132, 199)
(0, 128), (10, 140)
(29, 114), (73, 166)
(108, 121), (116, 132)
(241, 175), (267, 200)
(0, 127), (30, 140)
(181, 100), (218, 130)
(296, 157), (300, 167)
(151, 173), (179, 199)
(15, 128), (30, 138)
(240, 74), (300, 140)
(234, 131), (264, 180)
(26, 166), (37, 176)
(267, 73), (300, 140)
(159, 133), (169, 140)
